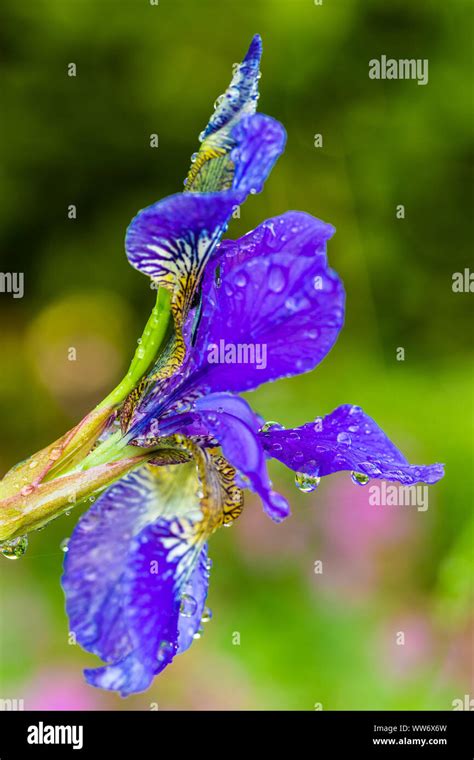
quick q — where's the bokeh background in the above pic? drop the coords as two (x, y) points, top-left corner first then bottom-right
(0, 0), (472, 710)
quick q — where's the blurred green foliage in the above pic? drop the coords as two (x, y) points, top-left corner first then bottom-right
(0, 0), (472, 709)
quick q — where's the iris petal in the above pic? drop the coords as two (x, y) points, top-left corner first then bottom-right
(185, 34), (263, 192)
(260, 404), (445, 485)
(190, 211), (344, 393)
(62, 444), (242, 695)
(194, 393), (290, 522)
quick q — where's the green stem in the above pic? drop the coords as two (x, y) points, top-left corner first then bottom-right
(96, 286), (171, 410)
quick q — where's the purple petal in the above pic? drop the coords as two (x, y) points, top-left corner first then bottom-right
(194, 393), (290, 522)
(191, 211), (344, 393)
(125, 191), (238, 283)
(199, 35), (262, 144)
(85, 520), (208, 696)
(62, 465), (212, 696)
(185, 36), (285, 195)
(62, 468), (159, 664)
(230, 114), (286, 196)
(260, 404), (445, 485)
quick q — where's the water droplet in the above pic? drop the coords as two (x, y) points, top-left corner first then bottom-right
(29, 460), (38, 470)
(198, 130), (206, 143)
(60, 538), (70, 553)
(260, 421), (284, 433)
(214, 94), (225, 109)
(201, 607), (212, 623)
(1, 536), (28, 560)
(193, 627), (204, 640)
(137, 338), (142, 345)
(20, 484), (35, 496)
(157, 640), (174, 662)
(234, 271), (247, 287)
(295, 472), (320, 493)
(190, 152), (198, 163)
(271, 442), (283, 452)
(268, 266), (286, 293)
(180, 593), (197, 617)
(336, 432), (352, 446)
(351, 471), (370, 486)
(285, 297), (298, 312)
(49, 447), (62, 461)
(136, 347), (145, 360)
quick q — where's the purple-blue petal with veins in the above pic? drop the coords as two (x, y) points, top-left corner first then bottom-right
(62, 467), (210, 696)
(260, 404), (445, 485)
(177, 544), (210, 654)
(230, 113), (286, 196)
(189, 211), (345, 393)
(125, 191), (240, 281)
(193, 393), (290, 522)
(85, 519), (207, 696)
(200, 34), (262, 142)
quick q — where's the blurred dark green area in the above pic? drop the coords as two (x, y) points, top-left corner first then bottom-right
(0, 0), (472, 710)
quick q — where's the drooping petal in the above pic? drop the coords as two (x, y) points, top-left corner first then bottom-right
(185, 393), (290, 522)
(84, 522), (208, 695)
(62, 443), (243, 696)
(189, 211), (344, 393)
(260, 404), (445, 485)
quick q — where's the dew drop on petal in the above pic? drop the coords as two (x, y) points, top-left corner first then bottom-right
(295, 472), (320, 493)
(157, 640), (174, 662)
(261, 421), (284, 433)
(201, 607), (212, 624)
(60, 538), (70, 553)
(268, 266), (286, 294)
(351, 471), (370, 486)
(180, 593), (197, 617)
(336, 432), (352, 446)
(234, 272), (247, 288)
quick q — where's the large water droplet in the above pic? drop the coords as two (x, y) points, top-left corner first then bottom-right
(260, 421), (284, 433)
(268, 266), (286, 293)
(1, 536), (28, 560)
(336, 432), (352, 446)
(201, 607), (212, 623)
(295, 472), (320, 493)
(351, 471), (370, 486)
(234, 271), (247, 288)
(180, 593), (197, 617)
(193, 627), (204, 640)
